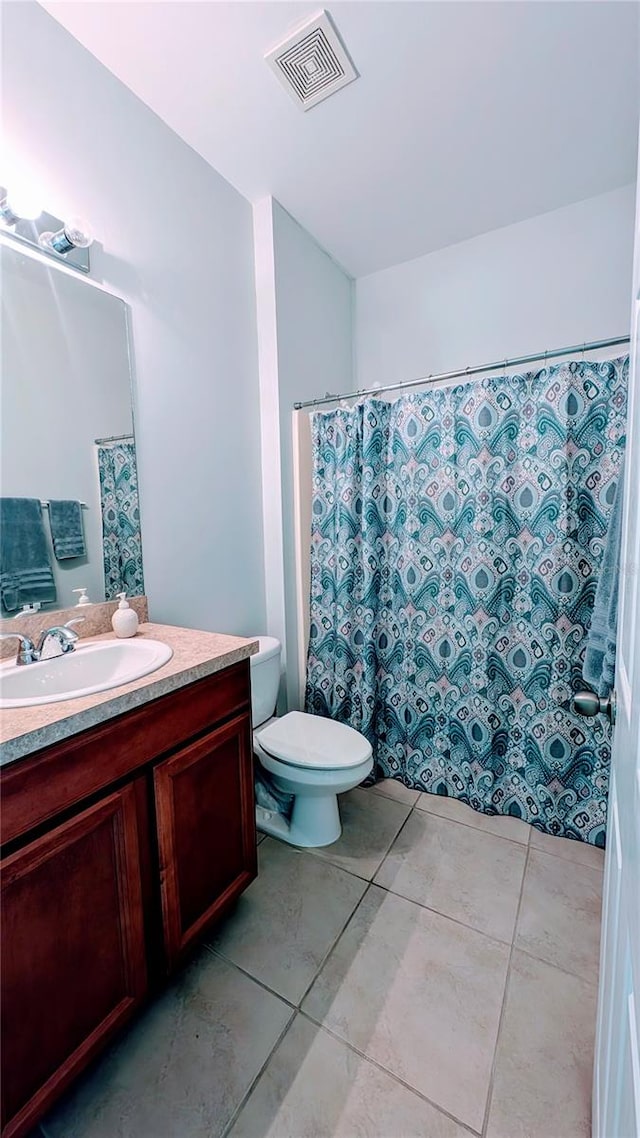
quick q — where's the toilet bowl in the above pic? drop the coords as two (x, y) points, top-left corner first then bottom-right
(250, 638), (373, 847)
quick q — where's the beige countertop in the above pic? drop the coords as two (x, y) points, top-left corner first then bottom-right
(0, 623), (259, 766)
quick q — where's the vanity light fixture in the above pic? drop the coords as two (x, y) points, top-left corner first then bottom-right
(39, 217), (93, 255)
(0, 184), (93, 274)
(0, 186), (43, 225)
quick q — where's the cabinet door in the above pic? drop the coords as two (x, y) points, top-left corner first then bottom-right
(153, 713), (256, 967)
(1, 784), (147, 1138)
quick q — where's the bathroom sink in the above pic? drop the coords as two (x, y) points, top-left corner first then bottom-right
(0, 638), (173, 708)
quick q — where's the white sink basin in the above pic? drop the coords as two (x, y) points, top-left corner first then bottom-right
(0, 638), (173, 708)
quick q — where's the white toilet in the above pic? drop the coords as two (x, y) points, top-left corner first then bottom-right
(250, 637), (373, 847)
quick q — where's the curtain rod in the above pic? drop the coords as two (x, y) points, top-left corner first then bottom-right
(293, 334), (630, 411)
(94, 433), (134, 444)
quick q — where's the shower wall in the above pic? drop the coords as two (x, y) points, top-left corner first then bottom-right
(355, 185), (635, 389)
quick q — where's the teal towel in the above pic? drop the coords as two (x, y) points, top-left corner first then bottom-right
(48, 499), (86, 560)
(583, 461), (624, 696)
(0, 497), (57, 613)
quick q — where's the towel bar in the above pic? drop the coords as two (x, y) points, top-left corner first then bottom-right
(40, 501), (88, 510)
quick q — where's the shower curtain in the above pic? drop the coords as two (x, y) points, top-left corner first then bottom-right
(305, 356), (628, 844)
(97, 441), (145, 599)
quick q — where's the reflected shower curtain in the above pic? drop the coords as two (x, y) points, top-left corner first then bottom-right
(97, 441), (145, 599)
(305, 357), (628, 844)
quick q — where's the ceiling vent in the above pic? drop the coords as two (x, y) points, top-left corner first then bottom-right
(265, 10), (358, 111)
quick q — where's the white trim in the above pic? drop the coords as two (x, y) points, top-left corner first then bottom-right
(629, 991), (640, 1125)
(252, 197), (287, 664)
(292, 410), (312, 708)
(619, 658), (632, 726)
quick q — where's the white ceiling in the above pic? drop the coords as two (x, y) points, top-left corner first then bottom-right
(42, 0), (639, 277)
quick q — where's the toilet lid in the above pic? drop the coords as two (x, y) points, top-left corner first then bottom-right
(256, 711), (372, 770)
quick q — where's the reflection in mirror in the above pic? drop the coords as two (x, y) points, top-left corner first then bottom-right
(0, 243), (144, 615)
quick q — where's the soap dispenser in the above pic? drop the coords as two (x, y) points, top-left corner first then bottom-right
(111, 593), (139, 638)
(73, 587), (91, 607)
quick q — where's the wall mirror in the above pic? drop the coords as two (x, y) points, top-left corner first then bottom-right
(0, 243), (144, 615)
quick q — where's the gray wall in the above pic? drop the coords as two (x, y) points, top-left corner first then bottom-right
(272, 201), (354, 708)
(355, 185), (635, 389)
(2, 2), (266, 636)
(253, 198), (353, 707)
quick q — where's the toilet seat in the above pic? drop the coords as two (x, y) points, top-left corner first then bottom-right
(255, 711), (372, 771)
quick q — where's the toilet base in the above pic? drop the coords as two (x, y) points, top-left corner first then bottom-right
(256, 791), (342, 848)
(252, 737), (373, 849)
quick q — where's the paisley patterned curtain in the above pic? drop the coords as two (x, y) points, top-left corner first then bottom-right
(305, 357), (628, 845)
(97, 441), (145, 599)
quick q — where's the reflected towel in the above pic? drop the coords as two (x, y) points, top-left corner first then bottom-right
(583, 461), (624, 696)
(0, 497), (57, 612)
(48, 499), (86, 560)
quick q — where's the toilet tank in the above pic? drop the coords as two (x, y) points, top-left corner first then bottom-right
(249, 636), (282, 727)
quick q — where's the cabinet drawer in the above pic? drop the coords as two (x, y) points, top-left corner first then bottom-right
(1, 783), (147, 1138)
(153, 713), (257, 968)
(1, 661), (250, 848)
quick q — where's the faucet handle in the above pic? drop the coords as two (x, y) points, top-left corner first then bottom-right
(0, 632), (38, 666)
(64, 618), (85, 631)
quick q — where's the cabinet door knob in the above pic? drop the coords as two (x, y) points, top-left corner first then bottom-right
(574, 689), (616, 725)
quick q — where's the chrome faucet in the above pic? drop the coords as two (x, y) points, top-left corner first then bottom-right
(0, 619), (85, 666)
(37, 620), (84, 661)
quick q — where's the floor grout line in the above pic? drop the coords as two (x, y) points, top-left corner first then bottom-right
(368, 786), (421, 807)
(202, 943), (298, 1011)
(210, 872), (517, 1013)
(263, 786), (601, 891)
(367, 781), (606, 865)
(296, 883), (380, 1010)
(512, 944), (601, 989)
(219, 1006), (296, 1138)
(526, 842), (606, 876)
(480, 840), (531, 1138)
(298, 1009), (483, 1137)
(413, 802), (532, 849)
(259, 802), (528, 973)
(367, 799), (527, 949)
(369, 875), (519, 947)
(302, 796), (415, 883)
(295, 883), (372, 1010)
(204, 870), (371, 1016)
(258, 831), (376, 885)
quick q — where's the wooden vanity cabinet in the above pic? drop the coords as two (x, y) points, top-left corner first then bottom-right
(154, 713), (255, 967)
(0, 660), (256, 1138)
(1, 783), (148, 1138)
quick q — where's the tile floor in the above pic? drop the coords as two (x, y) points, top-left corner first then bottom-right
(40, 782), (604, 1138)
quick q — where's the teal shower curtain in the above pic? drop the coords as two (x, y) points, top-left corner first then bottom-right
(305, 357), (628, 845)
(97, 441), (145, 599)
